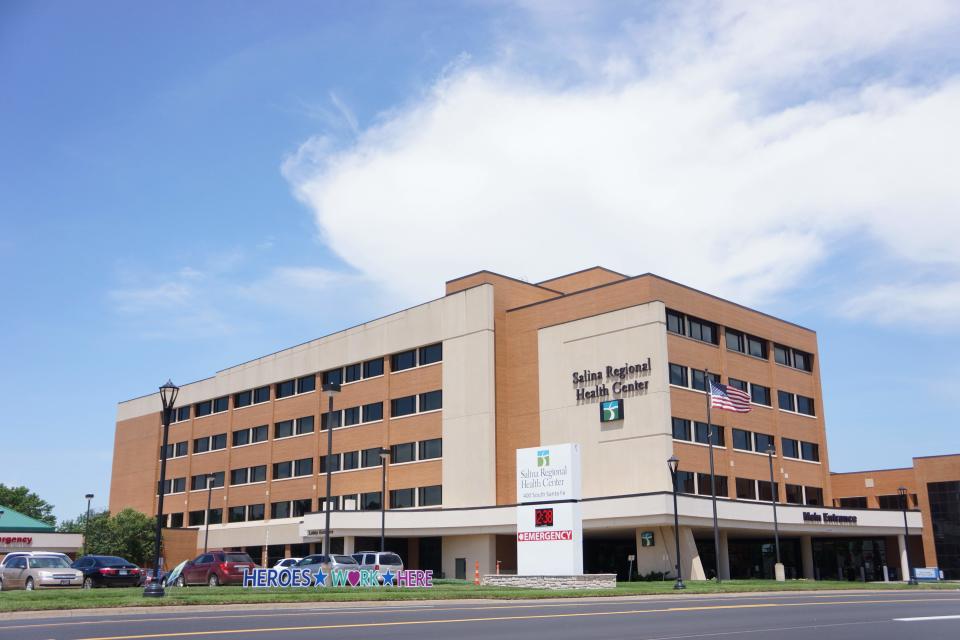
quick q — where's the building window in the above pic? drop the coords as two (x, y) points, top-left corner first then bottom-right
(666, 309), (685, 335)
(390, 488), (415, 509)
(688, 316), (718, 345)
(250, 465), (266, 482)
(363, 358), (384, 378)
(728, 378), (747, 392)
(253, 386), (270, 403)
(294, 457), (313, 476)
(732, 428), (752, 451)
(418, 438), (442, 460)
(230, 468), (249, 485)
(669, 363), (688, 387)
(292, 499), (312, 517)
(696, 473), (728, 497)
(271, 501), (291, 519)
(208, 508), (222, 525)
(191, 474), (223, 491)
(796, 395), (815, 416)
(801, 441), (820, 462)
(195, 400), (212, 417)
(228, 506), (246, 523)
(675, 471), (696, 494)
(168, 513), (184, 528)
(419, 390), (442, 412)
(418, 485), (442, 507)
(297, 375), (316, 394)
(342, 451), (359, 470)
(925, 480), (960, 579)
(234, 390), (252, 408)
(173, 478), (186, 493)
(785, 484), (804, 505)
(361, 447), (383, 468)
(320, 411), (341, 431)
(736, 477), (757, 500)
(391, 395), (416, 417)
(320, 454), (341, 473)
(275, 420), (294, 439)
(754, 433), (775, 454)
(212, 433), (227, 450)
(189, 511), (206, 527)
(672, 417), (691, 441)
(774, 344), (790, 366)
(778, 390), (795, 412)
(322, 368), (342, 386)
(363, 402), (383, 422)
(296, 416), (314, 435)
(805, 486), (824, 506)
(273, 461), (292, 480)
(774, 344), (813, 371)
(360, 491), (382, 511)
(175, 406), (191, 422)
(419, 343), (442, 365)
(750, 383), (771, 406)
(344, 363), (362, 383)
(194, 437), (210, 454)
(747, 335), (767, 359)
(391, 349), (417, 372)
(247, 504), (265, 521)
(838, 497), (867, 509)
(391, 442), (416, 464)
(793, 350), (812, 372)
(782, 438), (800, 459)
(233, 426), (268, 445)
(694, 421), (724, 446)
(213, 396), (229, 413)
(276, 380), (295, 399)
(343, 406), (361, 426)
(758, 481), (779, 502)
(877, 495), (903, 510)
(726, 329), (745, 353)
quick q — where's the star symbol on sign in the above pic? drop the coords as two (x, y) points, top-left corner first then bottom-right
(381, 570), (395, 586)
(313, 568), (328, 587)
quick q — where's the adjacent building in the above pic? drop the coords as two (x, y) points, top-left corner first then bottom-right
(0, 505), (83, 562)
(110, 267), (936, 581)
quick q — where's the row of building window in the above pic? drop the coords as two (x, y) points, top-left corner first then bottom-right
(169, 343), (443, 423)
(666, 309), (814, 372)
(319, 438), (442, 473)
(836, 494), (919, 510)
(668, 362), (815, 416)
(319, 485), (442, 511)
(674, 471), (824, 505)
(672, 417), (820, 461)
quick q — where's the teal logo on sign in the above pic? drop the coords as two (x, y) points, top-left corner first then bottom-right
(537, 449), (550, 467)
(600, 399), (624, 422)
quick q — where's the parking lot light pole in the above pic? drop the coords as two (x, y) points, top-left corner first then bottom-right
(144, 379), (178, 598)
(766, 445), (783, 580)
(667, 456), (685, 590)
(204, 476), (215, 554)
(83, 494), (94, 556)
(321, 382), (341, 556)
(379, 448), (390, 552)
(899, 487), (918, 585)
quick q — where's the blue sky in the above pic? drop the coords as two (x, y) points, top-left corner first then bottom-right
(2, 1), (959, 522)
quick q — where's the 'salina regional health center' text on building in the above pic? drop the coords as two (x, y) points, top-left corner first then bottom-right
(107, 267), (960, 581)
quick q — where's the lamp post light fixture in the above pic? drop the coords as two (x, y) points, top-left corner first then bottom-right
(898, 487), (919, 585)
(203, 475), (215, 554)
(144, 379), (178, 598)
(321, 382), (341, 556)
(83, 494), (94, 556)
(379, 448), (390, 552)
(667, 455), (685, 590)
(765, 444), (784, 581)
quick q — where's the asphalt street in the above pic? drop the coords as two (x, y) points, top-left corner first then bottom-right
(1, 591), (959, 640)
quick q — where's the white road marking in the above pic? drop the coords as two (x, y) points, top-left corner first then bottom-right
(895, 614), (960, 622)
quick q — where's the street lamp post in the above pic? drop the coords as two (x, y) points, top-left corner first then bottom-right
(321, 382), (341, 556)
(144, 379), (178, 598)
(203, 476), (215, 554)
(667, 456), (685, 590)
(899, 487), (918, 585)
(766, 445), (784, 581)
(83, 494), (94, 556)
(379, 448), (390, 552)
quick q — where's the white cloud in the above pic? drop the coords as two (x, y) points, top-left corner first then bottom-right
(284, 1), (960, 319)
(843, 281), (960, 326)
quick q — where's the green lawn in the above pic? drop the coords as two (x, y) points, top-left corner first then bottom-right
(0, 579), (956, 613)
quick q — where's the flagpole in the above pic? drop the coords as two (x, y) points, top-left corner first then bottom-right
(705, 371), (722, 583)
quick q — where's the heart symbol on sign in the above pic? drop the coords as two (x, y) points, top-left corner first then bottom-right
(347, 570), (361, 587)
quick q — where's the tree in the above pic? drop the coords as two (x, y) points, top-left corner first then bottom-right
(56, 509), (155, 565)
(57, 508), (108, 533)
(0, 484), (56, 526)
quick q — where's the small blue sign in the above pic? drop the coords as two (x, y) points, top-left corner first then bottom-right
(600, 399), (624, 422)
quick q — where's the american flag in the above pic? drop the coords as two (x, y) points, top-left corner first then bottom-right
(710, 380), (751, 413)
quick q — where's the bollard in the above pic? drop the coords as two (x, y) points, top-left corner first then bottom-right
(474, 560), (480, 585)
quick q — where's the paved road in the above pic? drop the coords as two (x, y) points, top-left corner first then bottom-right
(2, 591), (959, 640)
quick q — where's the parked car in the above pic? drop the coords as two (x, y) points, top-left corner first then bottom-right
(72, 555), (142, 589)
(273, 557), (302, 569)
(352, 551), (403, 582)
(297, 554), (358, 583)
(0, 552), (83, 590)
(175, 550), (257, 587)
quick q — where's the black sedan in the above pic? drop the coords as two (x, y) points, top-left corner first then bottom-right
(71, 555), (142, 588)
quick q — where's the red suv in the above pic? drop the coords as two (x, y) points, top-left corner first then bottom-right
(175, 551), (257, 587)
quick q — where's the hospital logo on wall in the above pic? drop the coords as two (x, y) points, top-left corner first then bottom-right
(600, 399), (624, 422)
(537, 449), (550, 467)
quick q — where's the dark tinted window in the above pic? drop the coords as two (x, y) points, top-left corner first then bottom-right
(173, 477), (186, 493)
(728, 378), (747, 392)
(669, 363), (688, 387)
(774, 344), (790, 366)
(344, 363), (362, 383)
(212, 433), (227, 450)
(691, 369), (717, 392)
(231, 468), (248, 485)
(666, 309), (684, 334)
(793, 350), (812, 372)
(361, 447), (383, 468)
(195, 401), (212, 417)
(252, 425), (268, 442)
(391, 442), (416, 463)
(250, 465), (266, 482)
(297, 375), (316, 394)
(363, 402), (383, 422)
(247, 504), (265, 521)
(273, 461), (292, 479)
(695, 421), (724, 446)
(696, 473), (728, 497)
(418, 485), (442, 506)
(733, 428), (752, 451)
(782, 438), (800, 459)
(175, 441), (188, 457)
(687, 316), (718, 344)
(778, 390), (795, 411)
(390, 488), (415, 509)
(736, 478), (756, 500)
(805, 486), (823, 506)
(363, 358), (384, 378)
(419, 343), (442, 365)
(758, 481), (779, 502)
(797, 395), (815, 416)
(838, 497), (867, 508)
(419, 438), (442, 460)
(391, 395), (416, 417)
(296, 416), (314, 434)
(747, 336), (767, 359)
(275, 420), (294, 439)
(189, 511), (205, 526)
(419, 390), (442, 412)
(750, 384), (771, 406)
(754, 433), (775, 454)
(194, 437), (210, 454)
(271, 501), (291, 519)
(254, 386), (271, 403)
(213, 396), (229, 413)
(672, 417), (691, 441)
(342, 451), (359, 470)
(320, 454), (341, 473)
(322, 369), (342, 386)
(726, 329), (744, 353)
(294, 457), (313, 476)
(234, 391), (252, 408)
(169, 513), (184, 527)
(228, 506), (246, 522)
(177, 406), (191, 421)
(391, 349), (416, 372)
(292, 499), (312, 517)
(675, 471), (695, 494)
(785, 484), (804, 505)
(343, 406), (361, 426)
(276, 380), (295, 399)
(320, 411), (341, 430)
(360, 491), (382, 510)
(801, 441), (820, 462)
